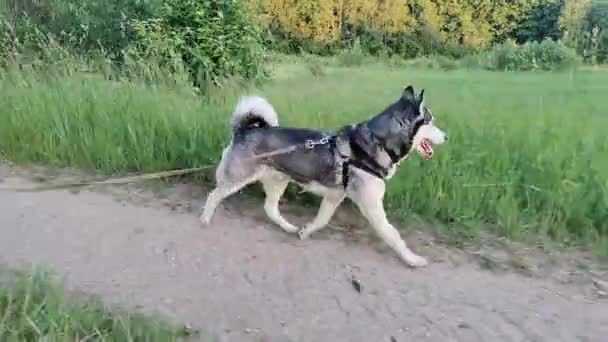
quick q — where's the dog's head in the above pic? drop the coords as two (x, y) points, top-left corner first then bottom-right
(400, 85), (447, 160)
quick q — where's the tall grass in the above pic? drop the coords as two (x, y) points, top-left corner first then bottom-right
(0, 269), (188, 341)
(1, 58), (607, 252)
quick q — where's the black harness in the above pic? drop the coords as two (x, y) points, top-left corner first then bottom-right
(326, 130), (403, 189)
(303, 110), (425, 189)
(343, 119), (422, 185)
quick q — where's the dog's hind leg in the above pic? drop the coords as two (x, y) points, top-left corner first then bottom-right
(298, 193), (344, 240)
(200, 174), (260, 225)
(260, 174), (299, 233)
(347, 171), (428, 268)
(200, 148), (262, 225)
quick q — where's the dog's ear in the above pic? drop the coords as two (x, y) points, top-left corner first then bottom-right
(417, 89), (426, 121)
(402, 85), (416, 103)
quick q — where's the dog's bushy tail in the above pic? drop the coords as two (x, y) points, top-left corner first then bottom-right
(230, 96), (279, 132)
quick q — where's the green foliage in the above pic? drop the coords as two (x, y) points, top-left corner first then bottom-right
(335, 38), (369, 67)
(2, 0), (606, 69)
(346, 25), (469, 59)
(131, 0), (268, 87)
(587, 2), (608, 30)
(0, 270), (187, 340)
(0, 0), (267, 87)
(485, 39), (580, 71)
(581, 2), (608, 63)
(250, 0), (549, 58)
(0, 0), (158, 57)
(559, 0), (592, 47)
(247, 0), (606, 64)
(513, 0), (562, 44)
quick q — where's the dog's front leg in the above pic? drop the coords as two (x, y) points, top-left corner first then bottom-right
(360, 203), (428, 267)
(298, 194), (345, 240)
(348, 172), (428, 268)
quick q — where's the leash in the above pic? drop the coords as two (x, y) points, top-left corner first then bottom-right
(0, 137), (332, 193)
(0, 166), (216, 193)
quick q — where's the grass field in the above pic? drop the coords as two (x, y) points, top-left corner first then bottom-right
(0, 269), (188, 341)
(0, 58), (607, 253)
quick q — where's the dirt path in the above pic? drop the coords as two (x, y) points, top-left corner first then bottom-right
(0, 167), (607, 342)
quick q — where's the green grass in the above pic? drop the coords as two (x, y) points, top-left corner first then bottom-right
(0, 58), (607, 253)
(0, 269), (189, 341)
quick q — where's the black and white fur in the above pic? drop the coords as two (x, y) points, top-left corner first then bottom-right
(200, 86), (447, 268)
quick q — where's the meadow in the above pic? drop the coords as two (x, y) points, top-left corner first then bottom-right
(1, 1), (606, 338)
(1, 56), (606, 253)
(0, 58), (608, 252)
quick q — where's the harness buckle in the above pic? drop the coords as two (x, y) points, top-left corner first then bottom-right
(305, 136), (332, 149)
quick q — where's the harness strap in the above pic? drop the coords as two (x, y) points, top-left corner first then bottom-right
(328, 134), (388, 189)
(347, 159), (386, 180)
(342, 161), (350, 189)
(377, 140), (401, 164)
(328, 136), (351, 189)
(347, 137), (389, 178)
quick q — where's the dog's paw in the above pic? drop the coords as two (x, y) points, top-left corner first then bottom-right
(405, 254), (429, 268)
(199, 214), (211, 227)
(297, 228), (310, 240)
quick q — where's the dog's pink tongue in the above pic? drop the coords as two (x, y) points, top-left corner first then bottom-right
(421, 140), (433, 159)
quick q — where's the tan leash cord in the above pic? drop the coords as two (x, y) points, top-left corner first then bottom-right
(0, 145), (300, 193)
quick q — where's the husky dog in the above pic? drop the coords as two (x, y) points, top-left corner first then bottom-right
(200, 85), (447, 268)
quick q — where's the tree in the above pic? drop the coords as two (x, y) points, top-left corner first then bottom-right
(513, 0), (562, 44)
(559, 0), (592, 47)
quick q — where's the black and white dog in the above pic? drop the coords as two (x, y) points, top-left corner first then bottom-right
(200, 85), (447, 267)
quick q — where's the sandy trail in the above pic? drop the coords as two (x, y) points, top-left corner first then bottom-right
(0, 167), (606, 342)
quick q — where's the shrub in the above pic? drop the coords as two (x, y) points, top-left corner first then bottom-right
(534, 38), (580, 70)
(335, 38), (368, 67)
(1, 0), (268, 89)
(352, 25), (470, 59)
(489, 41), (536, 71)
(485, 38), (580, 71)
(262, 22), (475, 61)
(0, 0), (158, 58)
(131, 0), (268, 88)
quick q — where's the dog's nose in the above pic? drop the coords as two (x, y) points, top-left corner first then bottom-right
(444, 134), (448, 141)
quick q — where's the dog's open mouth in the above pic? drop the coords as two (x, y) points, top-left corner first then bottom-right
(419, 138), (433, 160)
